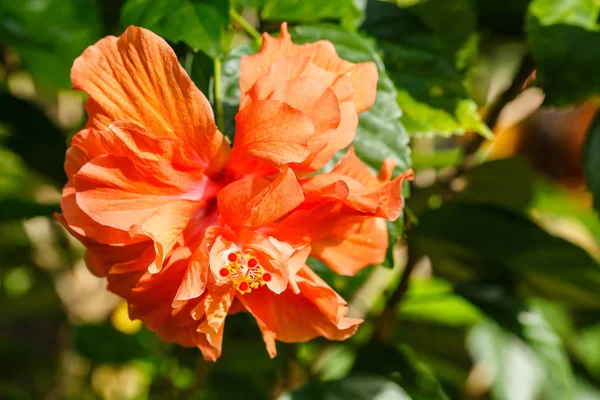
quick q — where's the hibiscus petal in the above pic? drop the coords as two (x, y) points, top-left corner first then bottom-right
(174, 226), (222, 306)
(273, 203), (389, 275)
(71, 25), (229, 175)
(232, 100), (312, 168)
(311, 216), (388, 276)
(217, 167), (304, 229)
(301, 148), (415, 220)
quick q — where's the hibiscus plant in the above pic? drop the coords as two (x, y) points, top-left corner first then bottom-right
(0, 0), (600, 399)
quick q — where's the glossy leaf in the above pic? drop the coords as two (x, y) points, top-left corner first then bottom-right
(526, 0), (600, 105)
(121, 0), (229, 58)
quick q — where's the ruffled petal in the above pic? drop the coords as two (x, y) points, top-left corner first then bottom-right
(230, 100), (312, 170)
(272, 203), (389, 275)
(71, 25), (229, 175)
(311, 216), (388, 276)
(217, 167), (304, 229)
(300, 148), (414, 220)
(239, 265), (362, 357)
(240, 23), (378, 114)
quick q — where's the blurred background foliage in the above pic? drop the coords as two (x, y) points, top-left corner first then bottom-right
(0, 0), (600, 399)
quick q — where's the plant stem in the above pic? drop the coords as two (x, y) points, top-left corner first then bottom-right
(230, 9), (261, 41)
(213, 57), (224, 132)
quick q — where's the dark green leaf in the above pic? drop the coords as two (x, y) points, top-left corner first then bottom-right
(121, 0), (229, 58)
(278, 375), (412, 400)
(353, 344), (450, 400)
(0, 198), (59, 221)
(0, 0), (101, 91)
(362, 0), (491, 138)
(459, 157), (535, 210)
(389, 0), (479, 64)
(0, 94), (67, 186)
(526, 0), (600, 105)
(583, 111), (600, 214)
(475, 0), (530, 36)
(75, 324), (148, 364)
(182, 50), (214, 97)
(410, 203), (600, 308)
(260, 0), (361, 28)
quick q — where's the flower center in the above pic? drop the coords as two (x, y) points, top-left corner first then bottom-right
(219, 251), (272, 294)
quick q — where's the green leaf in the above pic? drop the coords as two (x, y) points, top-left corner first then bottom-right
(75, 324), (149, 364)
(583, 111), (600, 214)
(0, 198), (59, 221)
(526, 0), (600, 105)
(181, 50), (214, 97)
(459, 157), (535, 211)
(353, 344), (450, 400)
(0, 93), (67, 186)
(362, 1), (492, 139)
(290, 24), (412, 173)
(468, 323), (543, 400)
(121, 0), (229, 58)
(278, 375), (412, 400)
(0, 0), (101, 91)
(410, 203), (600, 308)
(389, 0), (479, 65)
(221, 40), (260, 140)
(463, 287), (578, 400)
(402, 279), (484, 327)
(260, 0), (361, 28)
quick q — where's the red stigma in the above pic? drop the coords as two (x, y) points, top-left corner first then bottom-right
(248, 258), (257, 268)
(219, 268), (229, 277)
(238, 282), (249, 291)
(262, 273), (272, 282)
(227, 253), (237, 262)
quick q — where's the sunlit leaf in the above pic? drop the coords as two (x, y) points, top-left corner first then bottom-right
(526, 0), (600, 105)
(121, 0), (229, 58)
(260, 0), (361, 28)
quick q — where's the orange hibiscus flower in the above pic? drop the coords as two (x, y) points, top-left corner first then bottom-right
(58, 24), (413, 361)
